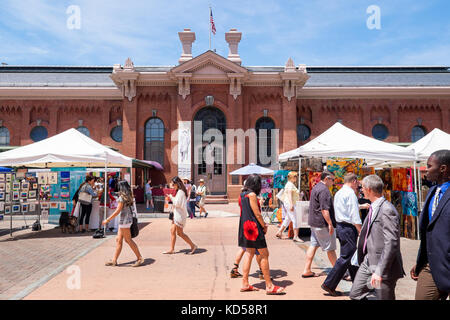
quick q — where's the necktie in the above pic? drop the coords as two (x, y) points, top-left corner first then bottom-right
(431, 187), (442, 218)
(363, 205), (373, 254)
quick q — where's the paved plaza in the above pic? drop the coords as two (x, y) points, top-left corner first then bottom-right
(0, 204), (420, 300)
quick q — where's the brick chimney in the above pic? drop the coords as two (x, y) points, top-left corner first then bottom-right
(225, 28), (242, 65)
(178, 28), (196, 64)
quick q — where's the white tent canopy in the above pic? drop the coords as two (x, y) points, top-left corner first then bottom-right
(230, 163), (274, 175)
(279, 122), (416, 162)
(367, 128), (450, 168)
(407, 128), (450, 162)
(0, 128), (132, 168)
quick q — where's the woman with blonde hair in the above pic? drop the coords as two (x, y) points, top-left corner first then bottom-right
(275, 171), (302, 242)
(102, 180), (144, 267)
(163, 176), (198, 254)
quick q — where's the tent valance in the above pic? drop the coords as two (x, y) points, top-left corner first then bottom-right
(0, 128), (132, 168)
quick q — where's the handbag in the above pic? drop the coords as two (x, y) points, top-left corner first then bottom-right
(32, 219), (41, 231)
(93, 228), (104, 239)
(78, 191), (92, 205)
(168, 212), (174, 220)
(129, 206), (139, 238)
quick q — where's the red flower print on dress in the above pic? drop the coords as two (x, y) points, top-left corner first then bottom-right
(243, 220), (259, 241)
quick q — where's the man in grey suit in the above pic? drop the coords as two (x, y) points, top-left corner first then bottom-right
(350, 175), (404, 300)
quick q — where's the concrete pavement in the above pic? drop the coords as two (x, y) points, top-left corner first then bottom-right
(24, 215), (348, 300)
(1, 203), (420, 300)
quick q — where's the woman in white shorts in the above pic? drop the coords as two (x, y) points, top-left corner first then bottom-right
(102, 180), (144, 267)
(275, 171), (302, 242)
(162, 176), (198, 255)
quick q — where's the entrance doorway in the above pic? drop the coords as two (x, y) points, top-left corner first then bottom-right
(193, 107), (226, 194)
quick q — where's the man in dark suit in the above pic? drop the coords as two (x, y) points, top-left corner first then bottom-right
(350, 175), (404, 300)
(410, 149), (450, 300)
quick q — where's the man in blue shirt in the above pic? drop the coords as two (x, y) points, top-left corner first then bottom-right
(411, 149), (450, 300)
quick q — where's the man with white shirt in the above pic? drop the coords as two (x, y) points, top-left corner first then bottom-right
(321, 173), (362, 296)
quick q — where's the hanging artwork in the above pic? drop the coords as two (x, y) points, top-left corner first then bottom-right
(326, 158), (364, 195)
(0, 202), (4, 211)
(376, 169), (393, 191)
(29, 203), (36, 212)
(0, 192), (4, 201)
(59, 202), (67, 210)
(48, 172), (58, 185)
(60, 172), (70, 183)
(50, 202), (59, 209)
(6, 183), (10, 193)
(12, 204), (20, 213)
(407, 169), (414, 192)
(37, 172), (48, 185)
(41, 202), (50, 209)
(12, 191), (19, 201)
(20, 191), (28, 199)
(401, 191), (418, 217)
(12, 182), (20, 190)
(6, 174), (12, 182)
(391, 191), (403, 216)
(21, 203), (29, 213)
(5, 206), (10, 214)
(401, 215), (416, 239)
(392, 168), (408, 191)
(308, 172), (322, 196)
(273, 170), (290, 189)
(21, 181), (29, 190)
(261, 178), (272, 195)
(0, 183), (4, 191)
(28, 190), (37, 199)
(0, 174), (4, 182)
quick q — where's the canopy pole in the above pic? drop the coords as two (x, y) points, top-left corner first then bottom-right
(298, 157), (302, 190)
(103, 153), (107, 236)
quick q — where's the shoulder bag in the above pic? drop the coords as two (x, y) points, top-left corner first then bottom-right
(129, 206), (139, 238)
(78, 186), (92, 205)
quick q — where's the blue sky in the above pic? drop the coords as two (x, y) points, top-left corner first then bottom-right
(0, 0), (449, 67)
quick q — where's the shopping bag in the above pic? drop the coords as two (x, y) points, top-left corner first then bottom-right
(72, 202), (80, 218)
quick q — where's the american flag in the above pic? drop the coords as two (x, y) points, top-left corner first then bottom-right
(210, 8), (216, 35)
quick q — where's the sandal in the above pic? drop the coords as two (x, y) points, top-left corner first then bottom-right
(230, 265), (242, 278)
(105, 260), (117, 266)
(132, 258), (144, 267)
(266, 285), (285, 295)
(240, 285), (259, 292)
(188, 245), (198, 255)
(301, 272), (320, 278)
(162, 251), (175, 254)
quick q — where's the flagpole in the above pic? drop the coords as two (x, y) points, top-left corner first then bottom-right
(209, 6), (212, 50)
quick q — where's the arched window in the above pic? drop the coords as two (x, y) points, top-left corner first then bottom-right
(297, 124), (311, 143)
(255, 117), (275, 166)
(372, 124), (389, 141)
(110, 126), (123, 142)
(0, 126), (10, 146)
(145, 118), (164, 166)
(30, 126), (48, 142)
(411, 125), (426, 142)
(77, 126), (90, 137)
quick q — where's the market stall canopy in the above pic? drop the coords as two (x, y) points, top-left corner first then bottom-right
(230, 163), (274, 175)
(407, 128), (450, 161)
(279, 122), (416, 162)
(367, 128), (450, 168)
(0, 128), (132, 168)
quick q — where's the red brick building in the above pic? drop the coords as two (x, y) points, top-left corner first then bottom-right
(1, 29), (449, 200)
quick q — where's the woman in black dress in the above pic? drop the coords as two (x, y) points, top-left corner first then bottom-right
(239, 174), (285, 295)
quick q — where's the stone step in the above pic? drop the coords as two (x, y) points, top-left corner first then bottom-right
(205, 195), (229, 204)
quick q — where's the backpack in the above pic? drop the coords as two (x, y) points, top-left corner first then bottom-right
(190, 185), (197, 199)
